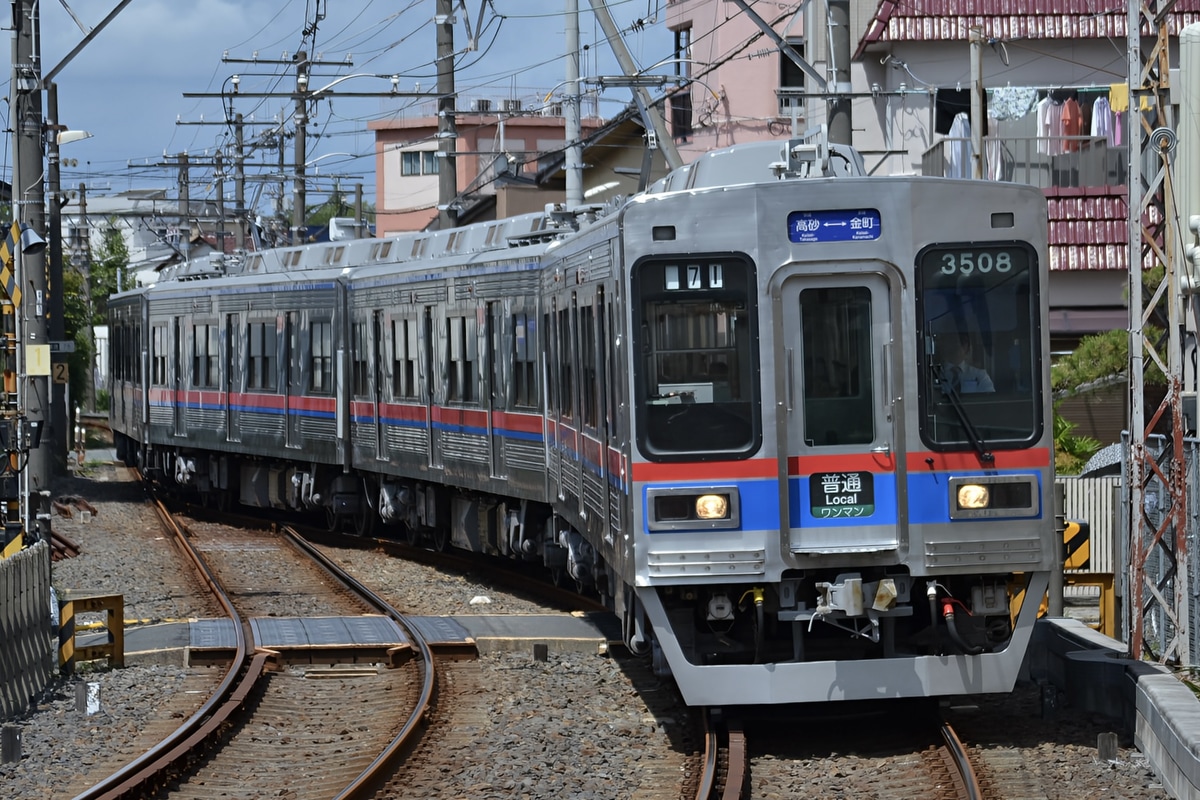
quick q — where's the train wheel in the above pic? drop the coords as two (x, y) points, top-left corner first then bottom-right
(325, 506), (340, 533)
(431, 524), (449, 552)
(353, 504), (378, 537)
(549, 566), (568, 588)
(403, 522), (420, 547)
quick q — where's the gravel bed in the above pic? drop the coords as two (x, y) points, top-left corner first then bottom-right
(0, 459), (1179, 799)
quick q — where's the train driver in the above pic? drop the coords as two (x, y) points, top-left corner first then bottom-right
(935, 332), (994, 393)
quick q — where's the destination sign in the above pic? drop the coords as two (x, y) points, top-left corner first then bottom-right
(810, 471), (875, 518)
(787, 208), (881, 243)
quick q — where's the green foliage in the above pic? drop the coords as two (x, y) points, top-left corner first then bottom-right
(1053, 406), (1102, 475)
(1051, 326), (1166, 394)
(306, 190), (374, 227)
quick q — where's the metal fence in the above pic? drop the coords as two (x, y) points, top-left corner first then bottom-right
(0, 542), (54, 721)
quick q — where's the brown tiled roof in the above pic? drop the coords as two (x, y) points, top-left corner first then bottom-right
(1046, 186), (1127, 271)
(857, 0), (1200, 57)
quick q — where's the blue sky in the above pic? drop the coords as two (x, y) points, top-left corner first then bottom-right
(4, 0), (674, 211)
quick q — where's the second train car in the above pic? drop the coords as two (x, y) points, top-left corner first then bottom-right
(109, 135), (1055, 706)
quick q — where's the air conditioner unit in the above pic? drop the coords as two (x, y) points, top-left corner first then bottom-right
(502, 99), (522, 113)
(472, 98), (492, 113)
(542, 102), (563, 117)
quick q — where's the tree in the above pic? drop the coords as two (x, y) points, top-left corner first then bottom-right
(68, 219), (129, 411)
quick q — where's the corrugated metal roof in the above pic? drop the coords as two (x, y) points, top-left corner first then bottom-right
(857, 0), (1200, 55)
(1046, 187), (1128, 271)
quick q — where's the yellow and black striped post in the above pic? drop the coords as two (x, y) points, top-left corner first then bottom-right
(58, 593), (125, 673)
(0, 220), (24, 309)
(1063, 519), (1091, 571)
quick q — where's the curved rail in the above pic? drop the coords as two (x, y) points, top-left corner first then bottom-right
(693, 711), (748, 800)
(73, 491), (263, 800)
(282, 525), (438, 799)
(940, 721), (983, 800)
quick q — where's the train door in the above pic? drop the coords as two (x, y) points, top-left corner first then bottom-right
(172, 317), (185, 437)
(372, 310), (385, 459)
(423, 306), (440, 469)
(224, 313), (238, 442)
(778, 269), (901, 554)
(486, 301), (505, 479)
(285, 311), (301, 448)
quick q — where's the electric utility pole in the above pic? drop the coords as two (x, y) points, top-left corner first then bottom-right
(435, 0), (459, 230)
(12, 0), (51, 538)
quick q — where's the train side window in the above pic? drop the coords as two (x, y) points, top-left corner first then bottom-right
(799, 286), (874, 446)
(392, 317), (419, 400)
(513, 313), (538, 408)
(581, 301), (598, 428)
(558, 306), (574, 420)
(192, 323), (218, 389)
(247, 321), (277, 392)
(151, 324), (167, 386)
(351, 321), (369, 397)
(447, 315), (476, 403)
(310, 320), (333, 394)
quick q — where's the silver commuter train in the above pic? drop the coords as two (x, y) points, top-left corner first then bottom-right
(108, 134), (1055, 706)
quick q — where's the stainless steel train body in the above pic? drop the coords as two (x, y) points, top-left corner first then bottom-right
(109, 137), (1055, 706)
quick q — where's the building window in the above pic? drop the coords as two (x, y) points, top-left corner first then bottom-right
(401, 150), (440, 176)
(671, 27), (693, 142)
(779, 38), (806, 116)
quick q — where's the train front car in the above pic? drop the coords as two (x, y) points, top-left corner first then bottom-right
(624, 140), (1054, 706)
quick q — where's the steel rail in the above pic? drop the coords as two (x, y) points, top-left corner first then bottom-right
(282, 525), (439, 799)
(694, 710), (721, 800)
(940, 721), (983, 800)
(72, 488), (264, 800)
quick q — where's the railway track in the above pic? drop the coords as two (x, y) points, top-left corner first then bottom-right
(71, 493), (439, 800)
(724, 705), (987, 800)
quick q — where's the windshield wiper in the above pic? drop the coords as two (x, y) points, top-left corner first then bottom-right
(934, 363), (994, 464)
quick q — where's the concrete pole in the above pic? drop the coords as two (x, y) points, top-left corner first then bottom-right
(46, 80), (67, 475)
(587, 0), (682, 170)
(13, 0), (51, 535)
(293, 52), (309, 243)
(234, 114), (246, 252)
(970, 27), (984, 179)
(436, 0), (459, 230)
(827, 0), (852, 146)
(565, 0), (583, 208)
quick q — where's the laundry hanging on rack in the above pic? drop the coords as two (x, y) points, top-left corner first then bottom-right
(947, 112), (972, 178)
(987, 86), (1038, 120)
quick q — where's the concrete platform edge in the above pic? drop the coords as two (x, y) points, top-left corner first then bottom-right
(1032, 617), (1197, 800)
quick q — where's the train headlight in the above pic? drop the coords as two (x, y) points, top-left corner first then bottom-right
(957, 484), (990, 510)
(948, 475), (1040, 519)
(646, 486), (740, 530)
(695, 494), (729, 520)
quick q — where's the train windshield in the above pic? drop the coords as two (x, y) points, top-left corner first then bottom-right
(632, 256), (761, 459)
(917, 242), (1042, 450)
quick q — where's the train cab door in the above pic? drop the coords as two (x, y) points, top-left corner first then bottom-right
(778, 268), (902, 554)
